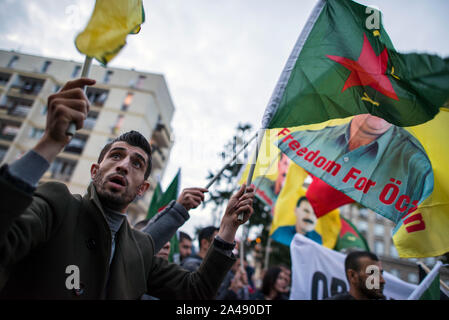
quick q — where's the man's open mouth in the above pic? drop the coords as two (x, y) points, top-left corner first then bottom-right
(108, 175), (127, 188)
(302, 218), (315, 224)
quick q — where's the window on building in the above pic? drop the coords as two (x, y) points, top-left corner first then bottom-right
(359, 208), (369, 219)
(13, 76), (44, 95)
(121, 92), (134, 111)
(390, 243), (399, 258)
(112, 114), (125, 134)
(29, 127), (44, 139)
(407, 272), (419, 284)
(72, 65), (81, 78)
(64, 133), (88, 155)
(5, 96), (33, 118)
(135, 75), (146, 89)
(0, 145), (8, 162)
(41, 61), (51, 73)
(7, 55), (19, 68)
(389, 269), (400, 278)
(83, 111), (99, 131)
(374, 240), (384, 256)
(0, 123), (20, 141)
(49, 157), (77, 182)
(86, 87), (109, 107)
(358, 220), (368, 233)
(103, 70), (113, 83)
(424, 257), (436, 267)
(0, 72), (11, 86)
(374, 224), (385, 237)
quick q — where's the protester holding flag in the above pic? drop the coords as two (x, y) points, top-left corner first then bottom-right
(0, 78), (256, 299)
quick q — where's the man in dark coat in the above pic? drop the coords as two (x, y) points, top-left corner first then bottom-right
(0, 78), (255, 299)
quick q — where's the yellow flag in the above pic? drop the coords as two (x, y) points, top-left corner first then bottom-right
(392, 109), (449, 258)
(75, 0), (145, 65)
(269, 161), (341, 249)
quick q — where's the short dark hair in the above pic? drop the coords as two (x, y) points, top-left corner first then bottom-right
(262, 266), (282, 296)
(198, 226), (219, 249)
(97, 130), (152, 180)
(179, 231), (192, 242)
(344, 251), (379, 280)
(296, 196), (309, 208)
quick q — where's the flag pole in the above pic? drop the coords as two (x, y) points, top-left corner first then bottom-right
(66, 55), (93, 136)
(417, 261), (449, 292)
(205, 131), (258, 189)
(237, 129), (265, 221)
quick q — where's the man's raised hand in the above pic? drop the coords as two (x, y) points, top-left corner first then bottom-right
(177, 187), (209, 210)
(33, 78), (96, 163)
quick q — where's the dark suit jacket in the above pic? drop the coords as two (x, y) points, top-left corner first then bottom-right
(0, 174), (234, 299)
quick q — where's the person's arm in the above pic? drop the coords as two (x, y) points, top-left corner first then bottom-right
(140, 187), (208, 253)
(145, 185), (255, 300)
(0, 78), (95, 283)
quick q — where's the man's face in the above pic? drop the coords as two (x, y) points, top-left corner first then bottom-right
(352, 257), (386, 299)
(295, 199), (317, 234)
(156, 241), (171, 261)
(179, 238), (192, 259)
(91, 141), (150, 212)
(353, 114), (392, 136)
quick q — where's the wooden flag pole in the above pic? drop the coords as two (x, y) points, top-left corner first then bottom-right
(66, 56), (93, 136)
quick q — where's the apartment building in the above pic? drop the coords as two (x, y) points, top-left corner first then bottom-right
(0, 49), (175, 224)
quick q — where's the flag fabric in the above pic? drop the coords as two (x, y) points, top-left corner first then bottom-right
(306, 175), (354, 218)
(75, 0), (145, 65)
(262, 0), (449, 130)
(269, 161), (341, 249)
(258, 0), (449, 258)
(408, 261), (443, 300)
(418, 263), (449, 300)
(146, 182), (163, 220)
(334, 216), (370, 252)
(146, 169), (181, 262)
(238, 129), (291, 210)
(290, 233), (417, 300)
(146, 169), (181, 220)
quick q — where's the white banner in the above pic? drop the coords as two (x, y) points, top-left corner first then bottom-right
(289, 233), (417, 300)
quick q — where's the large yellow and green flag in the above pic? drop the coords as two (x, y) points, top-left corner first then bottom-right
(260, 0), (449, 258)
(75, 0), (145, 65)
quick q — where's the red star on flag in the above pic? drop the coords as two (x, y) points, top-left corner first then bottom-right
(327, 33), (399, 101)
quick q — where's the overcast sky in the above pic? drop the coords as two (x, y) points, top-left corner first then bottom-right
(1, 0), (448, 242)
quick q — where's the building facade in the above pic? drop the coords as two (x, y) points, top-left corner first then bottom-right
(340, 204), (449, 289)
(0, 50), (175, 225)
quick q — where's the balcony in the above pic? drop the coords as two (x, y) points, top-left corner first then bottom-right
(150, 144), (166, 170)
(0, 122), (20, 141)
(151, 123), (171, 149)
(7, 104), (31, 118)
(86, 87), (109, 107)
(64, 133), (88, 155)
(9, 75), (45, 96)
(82, 110), (99, 131)
(48, 157), (77, 182)
(0, 72), (11, 88)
